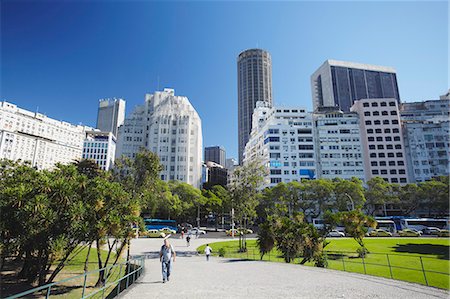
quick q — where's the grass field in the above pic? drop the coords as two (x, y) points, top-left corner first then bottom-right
(197, 238), (450, 289)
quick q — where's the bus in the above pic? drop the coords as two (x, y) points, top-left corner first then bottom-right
(144, 219), (178, 232)
(399, 218), (449, 231)
(373, 219), (397, 234)
(312, 218), (345, 233)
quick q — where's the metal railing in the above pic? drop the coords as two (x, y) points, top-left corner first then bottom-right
(210, 249), (449, 289)
(6, 256), (145, 299)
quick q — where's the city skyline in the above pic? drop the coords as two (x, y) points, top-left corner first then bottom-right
(1, 1), (447, 159)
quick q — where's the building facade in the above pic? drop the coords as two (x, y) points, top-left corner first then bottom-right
(237, 48), (273, 164)
(116, 88), (203, 188)
(96, 98), (125, 138)
(0, 101), (89, 169)
(314, 108), (365, 181)
(203, 161), (228, 188)
(311, 60), (400, 112)
(400, 96), (450, 182)
(82, 131), (116, 171)
(204, 146), (226, 167)
(350, 98), (409, 184)
(243, 102), (315, 188)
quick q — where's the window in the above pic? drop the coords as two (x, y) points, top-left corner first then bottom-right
(389, 101), (396, 106)
(370, 153), (376, 158)
(380, 102), (387, 107)
(365, 120), (372, 125)
(388, 153), (394, 157)
(367, 129), (374, 134)
(379, 153), (385, 158)
(376, 137), (383, 141)
(396, 152), (403, 157)
(397, 161), (404, 166)
(392, 120), (399, 124)
(377, 144), (384, 149)
(391, 178), (398, 183)
(393, 128), (399, 133)
(374, 120), (381, 125)
(383, 120), (389, 124)
(395, 144), (402, 149)
(390, 111), (397, 115)
(394, 136), (400, 141)
(399, 169), (406, 174)
(385, 136), (392, 141)
(381, 170), (388, 174)
(373, 111), (380, 116)
(371, 161), (378, 166)
(369, 145), (376, 150)
(384, 128), (391, 133)
(379, 161), (386, 166)
(270, 169), (282, 175)
(390, 169), (397, 174)
(382, 111), (388, 115)
(271, 178), (282, 184)
(363, 103), (369, 107)
(364, 112), (370, 116)
(372, 170), (379, 175)
(368, 137), (375, 141)
(400, 178), (407, 183)
(375, 129), (382, 133)
(371, 102), (378, 107)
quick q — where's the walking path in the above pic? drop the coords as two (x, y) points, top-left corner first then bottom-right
(121, 237), (449, 299)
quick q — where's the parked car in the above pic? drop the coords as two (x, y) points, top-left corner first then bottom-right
(327, 230), (345, 237)
(146, 229), (165, 238)
(368, 229), (392, 237)
(181, 222), (193, 230)
(160, 227), (176, 235)
(226, 228), (253, 236)
(422, 227), (441, 235)
(188, 228), (206, 235)
(438, 230), (449, 237)
(398, 228), (422, 237)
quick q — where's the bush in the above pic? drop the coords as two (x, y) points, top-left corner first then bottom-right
(314, 252), (328, 268)
(218, 247), (226, 257)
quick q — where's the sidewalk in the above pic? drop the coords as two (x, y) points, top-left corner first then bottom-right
(120, 237), (448, 299)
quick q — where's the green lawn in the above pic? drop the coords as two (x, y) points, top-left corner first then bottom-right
(197, 238), (450, 289)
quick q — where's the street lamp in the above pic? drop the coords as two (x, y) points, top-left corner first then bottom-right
(345, 193), (355, 211)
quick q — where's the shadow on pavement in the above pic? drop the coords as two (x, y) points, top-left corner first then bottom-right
(392, 243), (449, 260)
(133, 251), (199, 259)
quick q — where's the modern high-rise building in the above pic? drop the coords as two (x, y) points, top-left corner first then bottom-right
(116, 88), (203, 188)
(82, 131), (116, 171)
(314, 108), (365, 181)
(311, 60), (400, 112)
(204, 146), (226, 167)
(237, 48), (273, 164)
(243, 102), (315, 188)
(203, 161), (228, 189)
(351, 98), (409, 184)
(400, 94), (450, 182)
(96, 98), (125, 138)
(0, 101), (91, 169)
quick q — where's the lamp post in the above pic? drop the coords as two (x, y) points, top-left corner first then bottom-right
(345, 193), (355, 211)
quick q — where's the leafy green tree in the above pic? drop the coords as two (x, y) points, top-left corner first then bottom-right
(229, 160), (266, 251)
(333, 177), (365, 211)
(301, 179), (335, 218)
(364, 177), (399, 215)
(256, 220), (276, 260)
(399, 183), (422, 215)
(419, 178), (449, 217)
(338, 210), (376, 257)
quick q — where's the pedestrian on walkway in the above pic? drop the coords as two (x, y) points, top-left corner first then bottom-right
(204, 244), (212, 261)
(159, 239), (176, 283)
(186, 234), (191, 247)
(181, 230), (184, 239)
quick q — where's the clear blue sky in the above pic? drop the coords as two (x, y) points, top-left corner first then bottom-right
(1, 1), (448, 159)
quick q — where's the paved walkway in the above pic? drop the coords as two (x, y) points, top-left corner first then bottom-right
(121, 237), (449, 299)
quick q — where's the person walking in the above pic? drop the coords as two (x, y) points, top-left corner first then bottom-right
(159, 239), (176, 283)
(186, 234), (191, 247)
(204, 244), (212, 261)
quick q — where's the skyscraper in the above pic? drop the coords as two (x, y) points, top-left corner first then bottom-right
(96, 98), (125, 138)
(116, 88), (203, 188)
(311, 60), (400, 112)
(237, 48), (273, 164)
(204, 146), (226, 167)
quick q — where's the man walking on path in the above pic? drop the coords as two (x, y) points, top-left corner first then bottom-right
(204, 244), (212, 261)
(159, 239), (176, 283)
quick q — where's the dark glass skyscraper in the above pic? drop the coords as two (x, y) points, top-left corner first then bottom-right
(311, 60), (400, 112)
(204, 146), (226, 167)
(237, 49), (273, 164)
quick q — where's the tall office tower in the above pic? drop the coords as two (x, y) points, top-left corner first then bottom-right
(351, 98), (409, 184)
(400, 94), (450, 182)
(116, 88), (203, 188)
(0, 101), (91, 169)
(83, 131), (116, 171)
(243, 102), (315, 189)
(237, 48), (273, 164)
(314, 108), (365, 181)
(311, 60), (400, 112)
(204, 146), (226, 167)
(96, 98), (125, 138)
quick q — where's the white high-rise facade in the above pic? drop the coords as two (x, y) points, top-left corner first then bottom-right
(96, 98), (125, 138)
(400, 95), (450, 182)
(314, 109), (365, 181)
(351, 98), (409, 184)
(83, 131), (116, 171)
(0, 101), (91, 169)
(116, 88), (202, 188)
(243, 102), (315, 188)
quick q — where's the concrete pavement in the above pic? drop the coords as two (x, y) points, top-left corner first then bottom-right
(121, 237), (449, 299)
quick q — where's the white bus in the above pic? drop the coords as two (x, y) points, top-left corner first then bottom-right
(373, 220), (396, 234)
(312, 218), (345, 233)
(400, 218), (449, 231)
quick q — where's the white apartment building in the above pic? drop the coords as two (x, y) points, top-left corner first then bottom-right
(351, 98), (409, 184)
(82, 131), (116, 171)
(400, 97), (450, 182)
(0, 101), (90, 169)
(116, 88), (203, 188)
(96, 98), (125, 138)
(314, 109), (365, 181)
(243, 102), (316, 188)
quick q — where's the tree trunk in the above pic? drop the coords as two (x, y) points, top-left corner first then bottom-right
(84, 242), (92, 273)
(95, 239), (105, 287)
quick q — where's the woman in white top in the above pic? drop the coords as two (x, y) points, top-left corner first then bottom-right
(204, 244), (212, 261)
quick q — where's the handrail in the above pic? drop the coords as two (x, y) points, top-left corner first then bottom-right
(6, 256), (145, 299)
